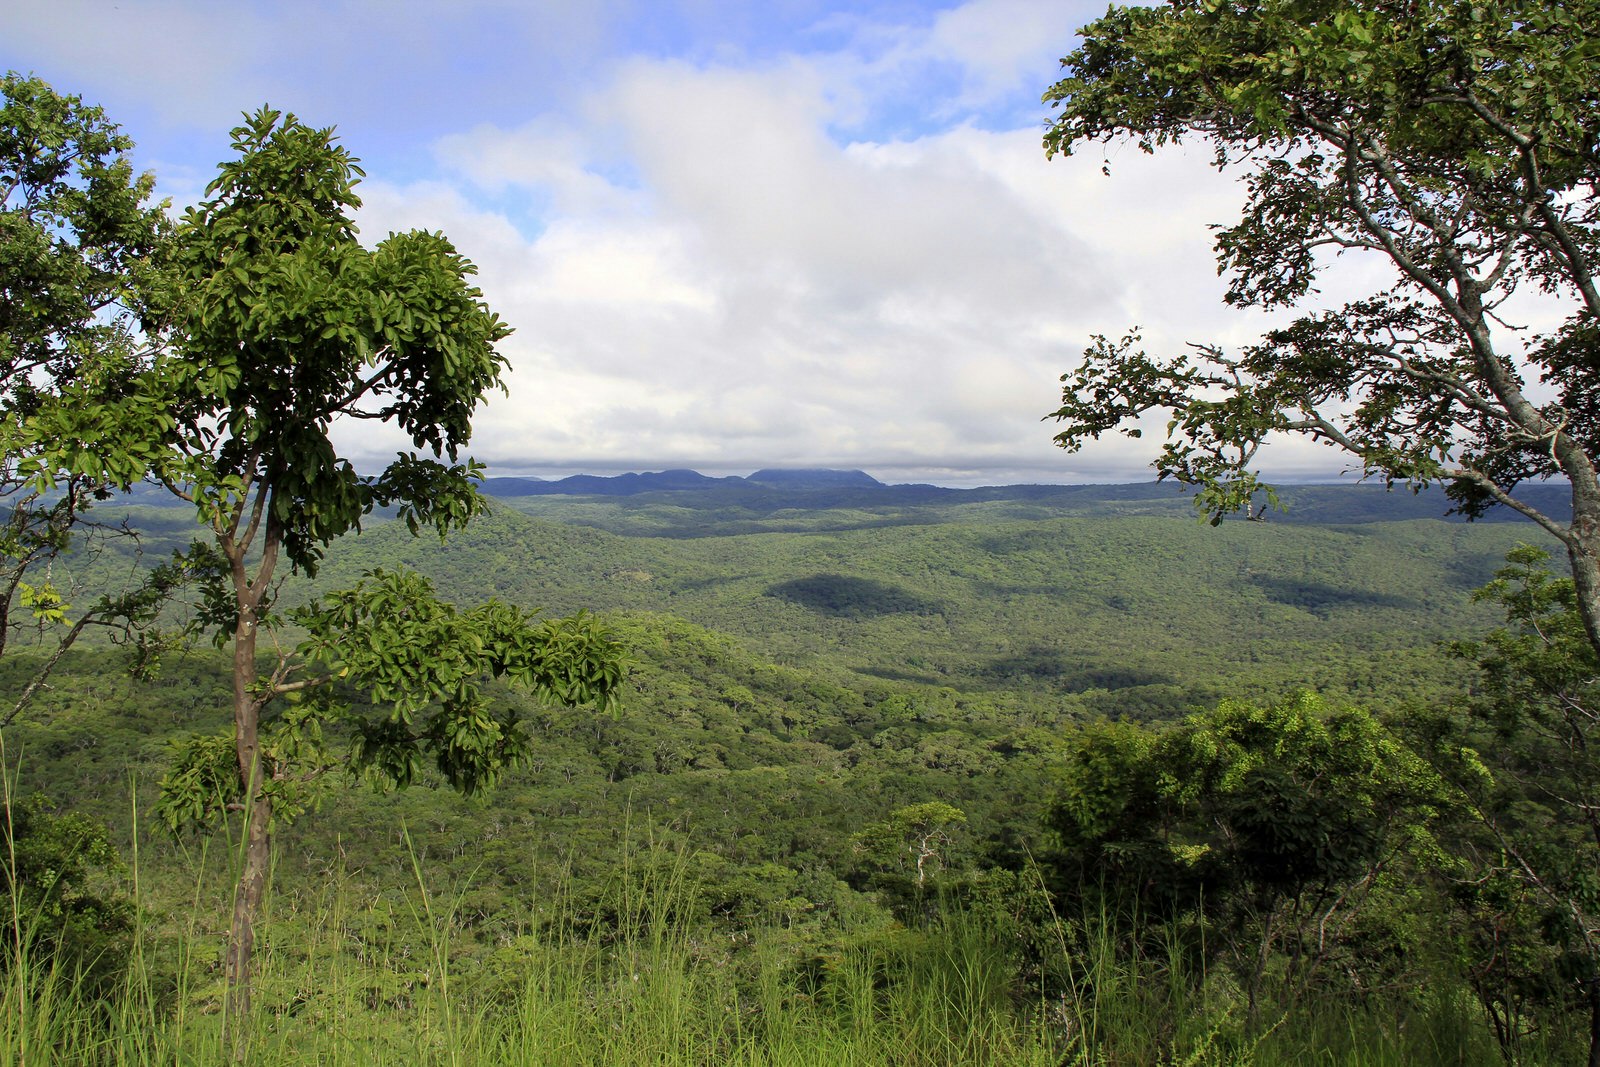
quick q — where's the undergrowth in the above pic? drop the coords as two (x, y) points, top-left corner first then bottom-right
(0, 783), (1578, 1065)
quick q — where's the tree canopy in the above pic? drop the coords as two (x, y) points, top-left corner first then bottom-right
(0, 73), (179, 721)
(1046, 694), (1443, 1020)
(0, 73), (167, 391)
(156, 106), (510, 572)
(1042, 0), (1600, 654)
(140, 107), (625, 1034)
(1404, 546), (1600, 1058)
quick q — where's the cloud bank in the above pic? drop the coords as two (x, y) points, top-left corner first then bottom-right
(351, 22), (1268, 485)
(5, 0), (1377, 486)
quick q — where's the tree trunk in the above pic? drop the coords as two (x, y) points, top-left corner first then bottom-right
(225, 780), (271, 1042)
(224, 604), (269, 1055)
(1568, 489), (1600, 666)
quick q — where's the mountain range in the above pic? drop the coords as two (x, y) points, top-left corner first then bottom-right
(108, 468), (1572, 527)
(480, 467), (887, 495)
(478, 468), (1572, 525)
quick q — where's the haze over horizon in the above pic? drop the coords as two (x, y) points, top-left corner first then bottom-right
(5, 1), (1498, 488)
(480, 465), (1415, 492)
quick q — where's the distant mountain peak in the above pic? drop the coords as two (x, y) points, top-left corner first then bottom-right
(744, 468), (884, 489)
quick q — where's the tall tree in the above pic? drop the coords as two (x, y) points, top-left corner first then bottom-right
(1042, 0), (1600, 657)
(0, 73), (177, 718)
(1405, 546), (1600, 1062)
(147, 108), (624, 1035)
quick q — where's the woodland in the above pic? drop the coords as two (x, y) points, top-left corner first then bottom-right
(6, 486), (1595, 1065)
(7, 0), (1600, 1063)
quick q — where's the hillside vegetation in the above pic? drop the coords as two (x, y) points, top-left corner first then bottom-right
(4, 488), (1589, 1062)
(324, 497), (1533, 712)
(10, 12), (1600, 1054)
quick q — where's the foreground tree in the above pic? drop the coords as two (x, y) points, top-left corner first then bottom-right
(1404, 545), (1600, 1062)
(0, 73), (178, 719)
(145, 109), (624, 1037)
(1047, 696), (1443, 1028)
(1042, 0), (1600, 657)
(851, 801), (970, 918)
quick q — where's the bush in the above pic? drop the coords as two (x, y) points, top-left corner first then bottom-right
(1, 791), (135, 995)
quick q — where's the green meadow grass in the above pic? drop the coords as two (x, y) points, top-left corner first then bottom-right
(0, 813), (1575, 1067)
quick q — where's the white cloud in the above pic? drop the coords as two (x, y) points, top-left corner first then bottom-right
(10, 0), (1403, 486)
(923, 0), (1080, 115)
(6, 1), (276, 129)
(432, 118), (645, 221)
(5, 0), (621, 155)
(340, 41), (1289, 486)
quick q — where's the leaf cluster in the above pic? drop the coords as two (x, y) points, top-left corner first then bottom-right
(1, 791), (136, 994)
(293, 567), (625, 796)
(153, 108), (511, 575)
(1044, 0), (1600, 535)
(1046, 693), (1446, 1000)
(1402, 545), (1600, 1035)
(0, 72), (169, 391)
(0, 75), (187, 720)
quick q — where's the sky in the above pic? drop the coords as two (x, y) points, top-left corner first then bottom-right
(6, 0), (1365, 487)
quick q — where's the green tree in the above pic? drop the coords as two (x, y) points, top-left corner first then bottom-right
(1407, 545), (1600, 1062)
(857, 799), (966, 895)
(0, 73), (178, 721)
(145, 108), (624, 1033)
(851, 801), (970, 919)
(1042, 0), (1600, 656)
(1, 790), (135, 996)
(1047, 695), (1442, 1021)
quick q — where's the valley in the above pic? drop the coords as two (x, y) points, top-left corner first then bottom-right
(2, 479), (1585, 1063)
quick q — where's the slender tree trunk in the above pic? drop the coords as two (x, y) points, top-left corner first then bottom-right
(1552, 479), (1600, 1067)
(1569, 490), (1600, 666)
(225, 778), (271, 1039)
(224, 593), (269, 1054)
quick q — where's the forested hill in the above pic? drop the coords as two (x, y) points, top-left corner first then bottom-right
(473, 473), (1572, 537)
(92, 478), (1563, 718)
(268, 495), (1541, 720)
(110, 472), (1570, 533)
(478, 470), (1570, 514)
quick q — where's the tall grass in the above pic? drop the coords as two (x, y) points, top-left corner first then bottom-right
(0, 812), (1063, 1065)
(0, 800), (1583, 1066)
(0, 747), (188, 1066)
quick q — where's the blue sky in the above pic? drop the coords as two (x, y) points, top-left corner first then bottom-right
(5, 0), (1323, 487)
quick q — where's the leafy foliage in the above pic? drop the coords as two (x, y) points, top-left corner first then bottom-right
(1042, 0), (1600, 656)
(1046, 694), (1445, 1015)
(154, 106), (509, 576)
(1404, 545), (1600, 1055)
(1, 791), (134, 995)
(0, 73), (183, 723)
(297, 567), (625, 795)
(0, 72), (167, 390)
(851, 801), (970, 908)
